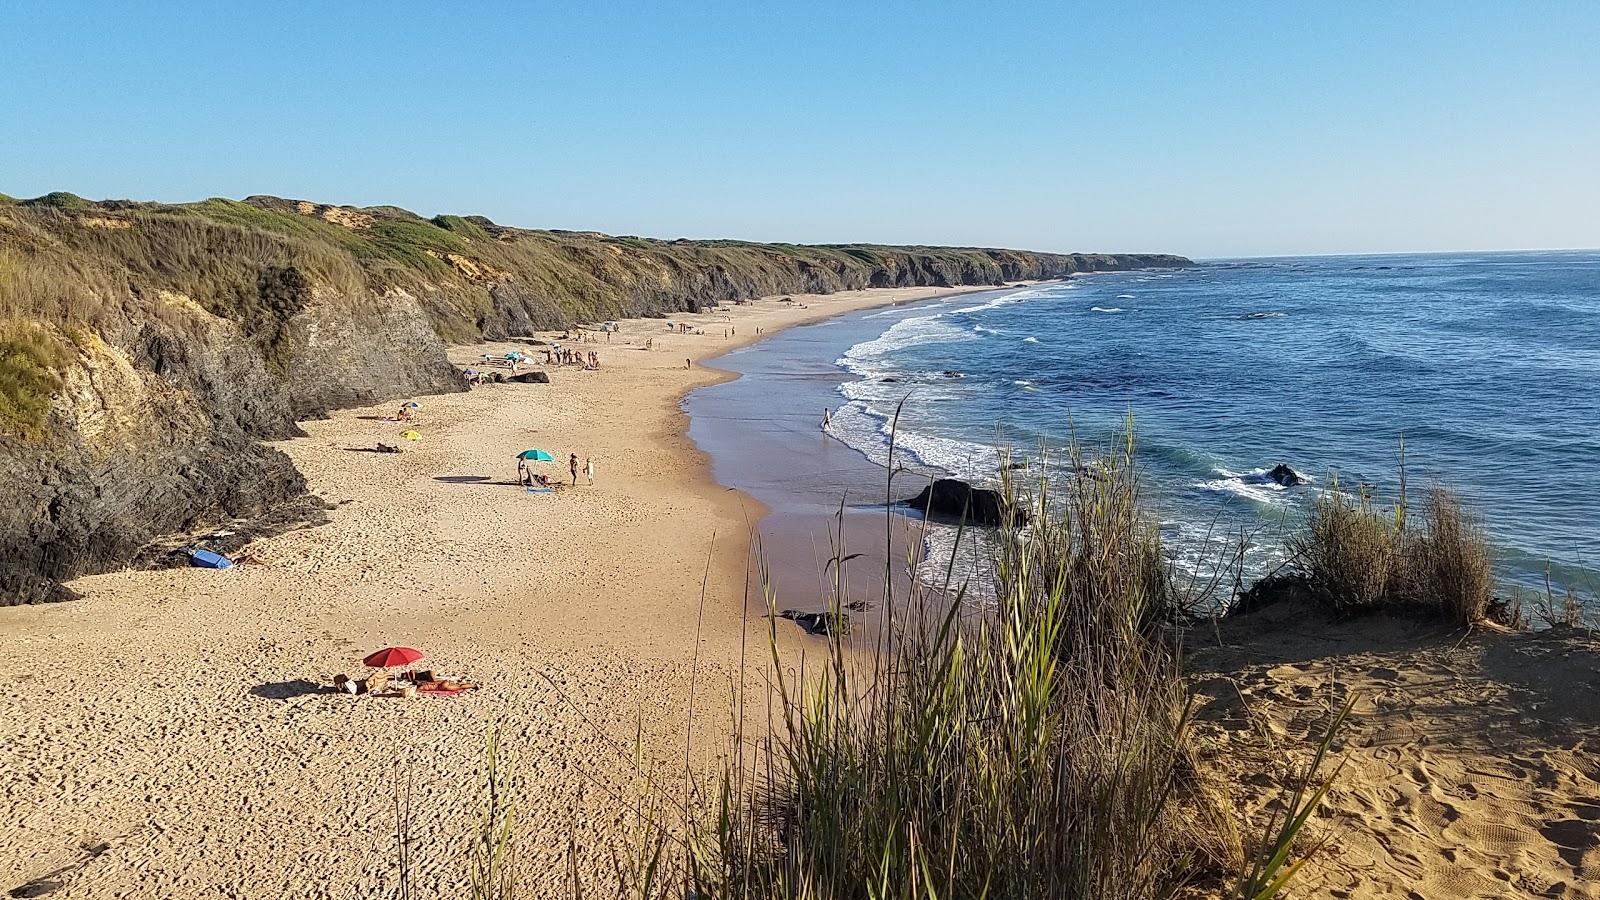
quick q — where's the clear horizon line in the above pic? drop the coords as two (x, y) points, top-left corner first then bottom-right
(1197, 246), (1600, 262)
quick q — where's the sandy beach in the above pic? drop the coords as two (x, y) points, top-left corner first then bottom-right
(0, 285), (990, 899)
(5, 280), (1599, 900)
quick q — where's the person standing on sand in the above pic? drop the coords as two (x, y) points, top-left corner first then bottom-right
(569, 453), (579, 486)
(685, 358), (692, 369)
(585, 457), (595, 485)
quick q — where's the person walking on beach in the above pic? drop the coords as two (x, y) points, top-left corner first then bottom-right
(822, 407), (831, 431)
(585, 457), (595, 485)
(685, 358), (692, 369)
(569, 453), (579, 486)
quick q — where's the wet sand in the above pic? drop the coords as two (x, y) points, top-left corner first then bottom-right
(0, 285), (991, 899)
(683, 290), (1019, 629)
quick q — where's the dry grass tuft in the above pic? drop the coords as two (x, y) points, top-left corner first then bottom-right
(1293, 475), (1495, 626)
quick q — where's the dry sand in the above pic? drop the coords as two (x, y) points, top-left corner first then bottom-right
(0, 285), (986, 899)
(1191, 602), (1600, 899)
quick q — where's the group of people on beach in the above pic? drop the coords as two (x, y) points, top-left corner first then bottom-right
(547, 347), (601, 369)
(520, 452), (595, 488)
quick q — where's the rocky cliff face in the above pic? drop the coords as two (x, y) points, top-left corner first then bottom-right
(0, 192), (1191, 603)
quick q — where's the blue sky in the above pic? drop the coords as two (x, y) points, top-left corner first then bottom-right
(4, 1), (1596, 257)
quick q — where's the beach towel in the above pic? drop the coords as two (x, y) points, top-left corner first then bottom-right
(188, 548), (234, 569)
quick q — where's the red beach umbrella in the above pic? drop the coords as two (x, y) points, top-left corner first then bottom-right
(364, 646), (425, 668)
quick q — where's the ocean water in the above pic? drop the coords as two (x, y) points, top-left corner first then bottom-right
(816, 251), (1600, 596)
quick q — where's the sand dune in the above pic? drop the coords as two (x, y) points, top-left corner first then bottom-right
(1191, 602), (1600, 899)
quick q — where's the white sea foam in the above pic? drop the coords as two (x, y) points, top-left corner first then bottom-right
(1159, 516), (1291, 593)
(824, 398), (998, 480)
(1022, 336), (1039, 343)
(1116, 293), (1136, 299)
(914, 518), (998, 601)
(1194, 467), (1313, 507)
(1090, 306), (1124, 313)
(1012, 379), (1035, 388)
(837, 312), (971, 372)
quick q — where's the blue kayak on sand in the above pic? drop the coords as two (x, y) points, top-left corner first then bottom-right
(188, 548), (234, 569)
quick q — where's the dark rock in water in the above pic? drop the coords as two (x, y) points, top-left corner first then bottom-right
(904, 478), (1027, 527)
(941, 370), (964, 378)
(1265, 464), (1305, 487)
(779, 609), (848, 636)
(880, 376), (901, 384)
(509, 371), (550, 384)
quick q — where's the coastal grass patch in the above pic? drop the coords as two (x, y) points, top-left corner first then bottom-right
(0, 320), (71, 438)
(1290, 474), (1496, 626)
(431, 214), (492, 243)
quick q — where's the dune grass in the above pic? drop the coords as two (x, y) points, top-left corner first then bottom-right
(1291, 472), (1495, 626)
(637, 432), (1206, 899)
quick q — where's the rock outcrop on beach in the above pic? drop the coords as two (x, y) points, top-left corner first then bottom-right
(0, 191), (1187, 603)
(904, 478), (1027, 527)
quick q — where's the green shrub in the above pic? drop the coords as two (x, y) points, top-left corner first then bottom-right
(23, 191), (96, 210)
(432, 214), (492, 242)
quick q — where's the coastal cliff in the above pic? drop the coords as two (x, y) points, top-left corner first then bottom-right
(0, 191), (1190, 603)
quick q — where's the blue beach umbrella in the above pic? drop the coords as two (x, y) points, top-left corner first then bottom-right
(516, 449), (556, 461)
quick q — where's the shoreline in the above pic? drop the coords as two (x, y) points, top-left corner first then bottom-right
(684, 286), (1032, 625)
(0, 283), (1002, 897)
